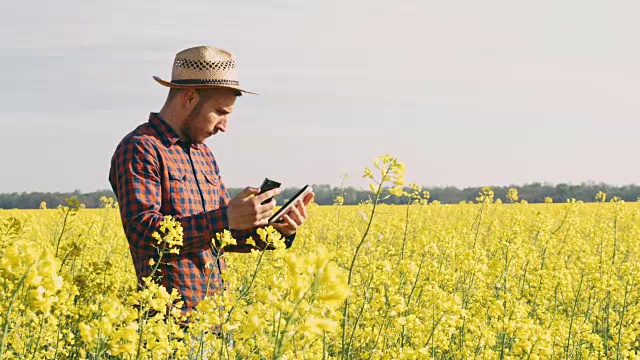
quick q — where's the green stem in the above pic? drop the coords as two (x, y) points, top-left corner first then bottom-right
(399, 200), (411, 262)
(367, 307), (391, 360)
(341, 172), (387, 359)
(425, 303), (445, 356)
(135, 302), (148, 360)
(55, 207), (73, 257)
(29, 313), (46, 360)
(615, 280), (630, 360)
(565, 273), (584, 360)
(401, 253), (426, 348)
(322, 332), (327, 360)
(0, 269), (30, 357)
(347, 272), (376, 353)
(471, 201), (486, 249)
(227, 243), (268, 321)
(611, 206), (619, 265)
(272, 281), (318, 360)
(53, 314), (62, 359)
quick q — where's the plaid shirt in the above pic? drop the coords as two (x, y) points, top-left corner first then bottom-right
(109, 113), (293, 313)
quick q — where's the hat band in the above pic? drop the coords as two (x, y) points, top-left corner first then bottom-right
(171, 79), (240, 86)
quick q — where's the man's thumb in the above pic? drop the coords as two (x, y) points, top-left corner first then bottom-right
(236, 186), (260, 199)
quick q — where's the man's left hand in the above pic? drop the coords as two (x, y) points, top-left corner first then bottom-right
(271, 192), (315, 237)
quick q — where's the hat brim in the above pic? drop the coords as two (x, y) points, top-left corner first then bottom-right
(153, 76), (258, 95)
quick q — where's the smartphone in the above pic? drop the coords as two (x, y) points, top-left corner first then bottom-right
(269, 185), (312, 223)
(258, 178), (281, 205)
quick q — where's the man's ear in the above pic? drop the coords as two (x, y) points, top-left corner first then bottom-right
(181, 89), (199, 109)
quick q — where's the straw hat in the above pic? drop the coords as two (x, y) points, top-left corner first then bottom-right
(153, 46), (257, 95)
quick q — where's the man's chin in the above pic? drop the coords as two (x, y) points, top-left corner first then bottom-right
(197, 133), (214, 144)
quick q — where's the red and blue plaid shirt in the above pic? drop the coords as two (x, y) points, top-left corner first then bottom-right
(109, 113), (292, 313)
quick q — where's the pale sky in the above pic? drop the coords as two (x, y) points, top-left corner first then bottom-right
(0, 0), (638, 192)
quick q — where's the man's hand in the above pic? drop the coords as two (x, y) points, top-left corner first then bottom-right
(271, 191), (315, 237)
(227, 187), (280, 230)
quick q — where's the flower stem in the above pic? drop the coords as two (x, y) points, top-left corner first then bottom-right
(0, 269), (30, 357)
(342, 164), (391, 359)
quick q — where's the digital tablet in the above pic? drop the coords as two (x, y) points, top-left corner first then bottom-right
(268, 185), (312, 223)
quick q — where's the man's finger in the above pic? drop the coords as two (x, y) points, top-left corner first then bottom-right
(235, 186), (260, 199)
(271, 220), (295, 237)
(255, 198), (276, 214)
(253, 217), (269, 227)
(297, 199), (308, 219)
(255, 206), (274, 221)
(302, 192), (315, 205)
(254, 188), (281, 203)
(288, 201), (304, 224)
(279, 214), (297, 230)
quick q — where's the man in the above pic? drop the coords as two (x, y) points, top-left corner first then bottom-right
(109, 45), (314, 314)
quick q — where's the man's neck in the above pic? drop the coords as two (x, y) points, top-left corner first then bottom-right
(158, 106), (186, 140)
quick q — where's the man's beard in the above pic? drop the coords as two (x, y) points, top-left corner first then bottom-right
(181, 101), (204, 144)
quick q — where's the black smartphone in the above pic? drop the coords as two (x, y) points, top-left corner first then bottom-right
(258, 178), (281, 204)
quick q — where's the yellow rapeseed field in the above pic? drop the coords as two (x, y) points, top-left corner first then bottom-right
(1, 156), (639, 359)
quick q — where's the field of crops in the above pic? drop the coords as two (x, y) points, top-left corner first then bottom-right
(1, 160), (639, 359)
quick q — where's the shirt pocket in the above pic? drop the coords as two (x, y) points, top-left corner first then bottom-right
(202, 170), (221, 210)
(168, 168), (189, 215)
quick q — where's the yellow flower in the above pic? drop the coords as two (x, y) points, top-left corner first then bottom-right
(362, 167), (374, 179)
(317, 285), (349, 305)
(389, 186), (404, 197)
(215, 229), (237, 248)
(246, 237), (256, 246)
(3, 171), (640, 359)
(152, 215), (184, 250)
(78, 322), (96, 344)
(25, 270), (43, 286)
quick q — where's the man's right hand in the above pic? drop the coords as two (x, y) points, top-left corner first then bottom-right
(227, 187), (280, 230)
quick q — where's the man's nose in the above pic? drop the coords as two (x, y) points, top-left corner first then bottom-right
(217, 118), (227, 132)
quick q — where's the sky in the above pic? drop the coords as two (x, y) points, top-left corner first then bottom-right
(0, 0), (638, 193)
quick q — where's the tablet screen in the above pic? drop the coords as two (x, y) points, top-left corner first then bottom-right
(269, 185), (312, 223)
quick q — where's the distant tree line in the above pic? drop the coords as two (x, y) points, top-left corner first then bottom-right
(0, 190), (116, 209)
(1, 182), (638, 209)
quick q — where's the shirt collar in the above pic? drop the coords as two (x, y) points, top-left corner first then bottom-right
(149, 113), (204, 149)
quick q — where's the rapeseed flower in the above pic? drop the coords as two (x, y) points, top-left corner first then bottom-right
(2, 187), (640, 359)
